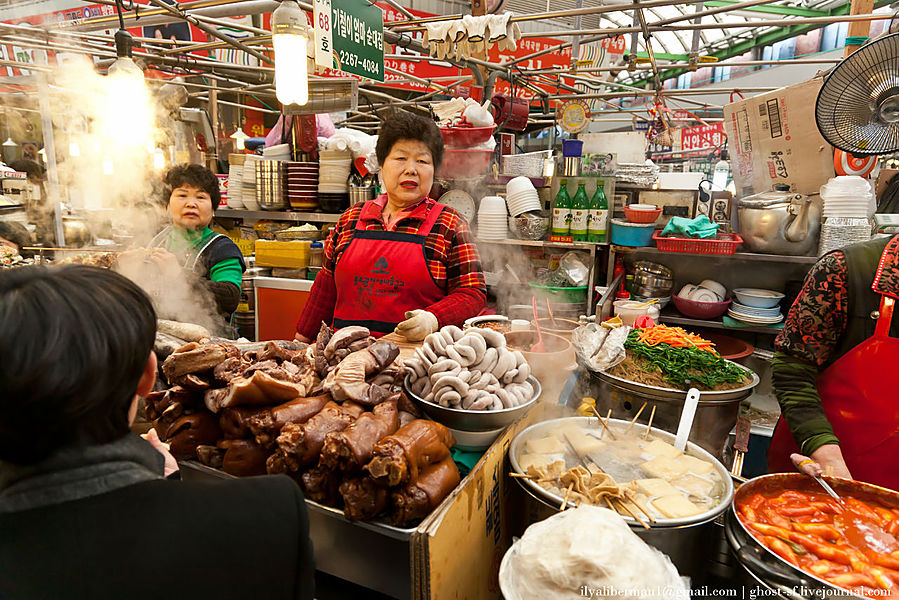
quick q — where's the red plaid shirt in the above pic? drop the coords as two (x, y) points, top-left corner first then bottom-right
(295, 195), (486, 338)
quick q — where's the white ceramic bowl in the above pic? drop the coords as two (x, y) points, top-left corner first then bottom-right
(697, 279), (726, 301)
(627, 203), (658, 211)
(689, 287), (720, 303)
(479, 196), (508, 215)
(733, 288), (785, 308)
(677, 284), (698, 299)
(507, 176), (536, 195)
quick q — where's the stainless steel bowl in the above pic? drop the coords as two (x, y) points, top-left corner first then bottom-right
(403, 373), (541, 431)
(633, 284), (674, 298)
(634, 260), (673, 278)
(633, 273), (674, 289)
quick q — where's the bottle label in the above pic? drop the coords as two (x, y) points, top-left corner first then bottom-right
(570, 209), (588, 234)
(552, 208), (571, 232)
(588, 209), (608, 234)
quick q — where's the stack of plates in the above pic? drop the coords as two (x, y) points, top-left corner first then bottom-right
(505, 176), (541, 216)
(226, 164), (244, 209)
(728, 288), (785, 325)
(263, 143), (292, 162)
(477, 195), (508, 240)
(319, 148), (353, 194)
(285, 161), (319, 210)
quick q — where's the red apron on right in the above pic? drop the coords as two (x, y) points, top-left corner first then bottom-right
(768, 268), (899, 491)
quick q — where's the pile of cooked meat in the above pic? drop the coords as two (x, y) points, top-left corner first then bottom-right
(146, 323), (460, 527)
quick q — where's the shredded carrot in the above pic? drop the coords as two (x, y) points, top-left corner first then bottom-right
(635, 324), (718, 353)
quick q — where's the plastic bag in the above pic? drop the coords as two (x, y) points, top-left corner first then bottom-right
(559, 251), (589, 287)
(572, 323), (630, 371)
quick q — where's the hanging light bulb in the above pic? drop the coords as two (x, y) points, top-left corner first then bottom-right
(2, 137), (16, 147)
(272, 0), (309, 106)
(69, 141), (81, 157)
(102, 157), (114, 175)
(230, 126), (249, 151)
(153, 148), (165, 170)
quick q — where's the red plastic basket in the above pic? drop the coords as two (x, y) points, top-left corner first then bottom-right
(652, 231), (743, 255)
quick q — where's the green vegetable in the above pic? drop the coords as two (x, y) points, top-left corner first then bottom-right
(624, 330), (749, 390)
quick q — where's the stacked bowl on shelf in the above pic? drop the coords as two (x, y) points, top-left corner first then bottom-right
(242, 155), (262, 210)
(505, 176), (548, 241)
(728, 288), (786, 325)
(318, 148), (352, 212)
(226, 153), (245, 209)
(478, 196), (508, 240)
(285, 161), (319, 210)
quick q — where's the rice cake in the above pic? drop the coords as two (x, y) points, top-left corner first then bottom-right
(676, 454), (715, 475)
(526, 435), (565, 455)
(651, 494), (702, 519)
(640, 456), (688, 480)
(671, 473), (715, 498)
(519, 453), (551, 472)
(562, 429), (605, 457)
(635, 478), (681, 498)
(643, 439), (682, 459)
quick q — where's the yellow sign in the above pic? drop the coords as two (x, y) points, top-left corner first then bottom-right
(558, 99), (590, 134)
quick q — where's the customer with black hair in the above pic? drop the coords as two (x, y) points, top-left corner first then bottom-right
(0, 265), (315, 600)
(133, 163), (245, 323)
(294, 111), (485, 342)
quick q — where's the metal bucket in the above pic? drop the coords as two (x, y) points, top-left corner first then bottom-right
(233, 310), (255, 341)
(255, 160), (287, 210)
(509, 416), (735, 582)
(349, 185), (373, 205)
(588, 366), (759, 461)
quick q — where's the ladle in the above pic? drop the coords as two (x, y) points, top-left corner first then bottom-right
(531, 296), (547, 353)
(673, 387), (700, 452)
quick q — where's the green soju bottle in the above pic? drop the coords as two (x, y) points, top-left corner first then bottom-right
(570, 180), (589, 241)
(551, 179), (571, 237)
(588, 180), (609, 243)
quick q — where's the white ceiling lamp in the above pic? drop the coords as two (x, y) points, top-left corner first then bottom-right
(230, 126), (249, 150)
(272, 0), (310, 106)
(2, 137), (16, 147)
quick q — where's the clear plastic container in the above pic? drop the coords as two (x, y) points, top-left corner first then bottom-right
(309, 241), (324, 267)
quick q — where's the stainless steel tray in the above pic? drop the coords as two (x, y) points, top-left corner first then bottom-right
(589, 361), (760, 403)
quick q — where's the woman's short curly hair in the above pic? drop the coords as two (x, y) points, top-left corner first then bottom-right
(163, 163), (222, 209)
(375, 112), (444, 170)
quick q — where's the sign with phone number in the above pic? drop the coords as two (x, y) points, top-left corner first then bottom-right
(314, 0), (384, 82)
(681, 123), (726, 152)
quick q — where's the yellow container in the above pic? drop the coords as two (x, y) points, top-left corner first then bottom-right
(254, 240), (310, 268)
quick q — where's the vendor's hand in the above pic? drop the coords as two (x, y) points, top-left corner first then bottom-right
(394, 310), (438, 341)
(791, 446), (851, 480)
(142, 428), (179, 478)
(295, 332), (312, 343)
(148, 247), (182, 278)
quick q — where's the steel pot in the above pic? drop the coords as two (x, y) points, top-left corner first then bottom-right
(255, 160), (287, 210)
(587, 364), (758, 460)
(62, 216), (92, 247)
(509, 416), (734, 581)
(725, 473), (899, 599)
(736, 185), (821, 256)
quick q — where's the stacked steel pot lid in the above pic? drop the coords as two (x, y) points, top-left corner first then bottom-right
(633, 260), (674, 300)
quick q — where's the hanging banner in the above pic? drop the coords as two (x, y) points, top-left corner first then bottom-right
(680, 122), (725, 152)
(314, 0), (384, 82)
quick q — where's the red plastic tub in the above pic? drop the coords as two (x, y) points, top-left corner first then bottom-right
(671, 294), (732, 319)
(438, 148), (493, 179)
(440, 126), (496, 147)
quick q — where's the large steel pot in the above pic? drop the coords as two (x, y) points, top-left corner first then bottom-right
(725, 473), (899, 600)
(509, 416), (734, 581)
(588, 363), (759, 460)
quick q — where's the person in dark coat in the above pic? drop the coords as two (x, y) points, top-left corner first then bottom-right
(0, 265), (315, 600)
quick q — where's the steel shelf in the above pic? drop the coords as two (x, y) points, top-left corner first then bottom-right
(216, 208), (342, 223)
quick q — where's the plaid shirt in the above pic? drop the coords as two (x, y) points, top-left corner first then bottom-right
(296, 195), (486, 338)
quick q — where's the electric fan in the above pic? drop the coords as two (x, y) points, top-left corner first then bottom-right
(816, 32), (899, 156)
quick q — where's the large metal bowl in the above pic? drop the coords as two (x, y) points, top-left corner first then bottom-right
(509, 416), (734, 528)
(403, 373), (541, 432)
(591, 360), (759, 403)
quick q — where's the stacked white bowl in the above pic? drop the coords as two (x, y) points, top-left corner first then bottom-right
(477, 196), (508, 240)
(263, 143), (292, 162)
(226, 163), (244, 209)
(318, 148), (353, 194)
(242, 155), (262, 211)
(505, 176), (542, 217)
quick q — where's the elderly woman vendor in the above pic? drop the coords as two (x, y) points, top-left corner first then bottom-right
(295, 112), (486, 342)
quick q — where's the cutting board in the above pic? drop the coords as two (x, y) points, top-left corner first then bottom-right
(380, 332), (420, 362)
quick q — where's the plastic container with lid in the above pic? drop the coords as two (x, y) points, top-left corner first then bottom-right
(309, 241), (324, 267)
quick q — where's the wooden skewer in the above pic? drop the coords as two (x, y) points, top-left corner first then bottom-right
(509, 472), (536, 479)
(560, 482), (574, 511)
(591, 407), (618, 440)
(21, 247), (120, 253)
(613, 497), (651, 530)
(643, 405), (657, 440)
(624, 490), (657, 524)
(602, 495), (617, 513)
(625, 401), (648, 434)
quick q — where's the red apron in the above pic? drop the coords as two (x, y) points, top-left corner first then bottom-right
(768, 251), (899, 490)
(332, 200), (446, 336)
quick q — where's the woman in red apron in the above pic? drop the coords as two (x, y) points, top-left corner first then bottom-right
(768, 235), (899, 490)
(295, 112), (486, 341)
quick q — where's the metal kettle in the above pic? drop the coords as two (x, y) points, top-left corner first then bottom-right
(736, 184), (821, 256)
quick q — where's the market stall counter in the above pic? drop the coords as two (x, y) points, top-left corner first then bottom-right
(155, 326), (544, 599)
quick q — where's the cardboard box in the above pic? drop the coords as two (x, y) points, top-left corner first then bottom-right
(724, 78), (835, 197)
